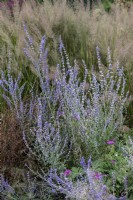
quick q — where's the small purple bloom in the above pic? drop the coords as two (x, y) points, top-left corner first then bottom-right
(64, 169), (72, 176)
(106, 140), (115, 145)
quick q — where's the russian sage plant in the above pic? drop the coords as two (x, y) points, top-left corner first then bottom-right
(1, 24), (128, 172)
(79, 46), (129, 153)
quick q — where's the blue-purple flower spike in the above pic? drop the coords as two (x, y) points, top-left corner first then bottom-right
(40, 36), (46, 55)
(59, 35), (64, 53)
(80, 157), (87, 168)
(87, 156), (92, 168)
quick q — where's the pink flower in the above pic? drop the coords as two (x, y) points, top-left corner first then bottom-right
(64, 169), (72, 176)
(93, 172), (102, 180)
(111, 160), (116, 164)
(106, 140), (115, 145)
